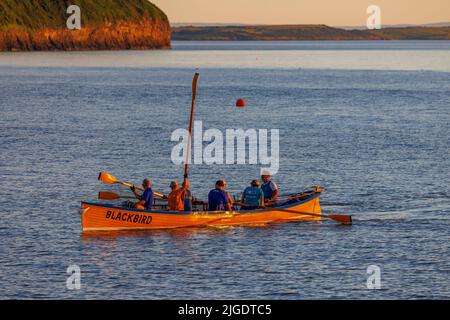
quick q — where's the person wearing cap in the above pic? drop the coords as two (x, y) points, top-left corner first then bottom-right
(130, 178), (154, 210)
(241, 179), (265, 210)
(261, 173), (279, 205)
(167, 179), (189, 211)
(208, 180), (231, 211)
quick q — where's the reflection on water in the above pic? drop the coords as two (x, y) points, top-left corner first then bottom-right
(80, 221), (324, 242)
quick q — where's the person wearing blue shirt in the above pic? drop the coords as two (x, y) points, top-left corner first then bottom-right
(241, 180), (265, 210)
(208, 180), (231, 211)
(261, 173), (279, 206)
(130, 178), (154, 210)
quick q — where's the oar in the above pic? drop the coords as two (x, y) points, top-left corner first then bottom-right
(235, 202), (352, 225)
(184, 72), (199, 180)
(98, 191), (136, 200)
(277, 208), (352, 225)
(98, 172), (166, 198)
(99, 191), (168, 201)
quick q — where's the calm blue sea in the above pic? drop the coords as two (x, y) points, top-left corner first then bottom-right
(0, 41), (449, 299)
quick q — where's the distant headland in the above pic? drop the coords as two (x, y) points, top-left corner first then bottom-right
(172, 24), (450, 41)
(0, 0), (171, 51)
(1, 1), (448, 52)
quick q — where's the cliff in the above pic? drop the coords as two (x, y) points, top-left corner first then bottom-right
(172, 24), (450, 41)
(0, 0), (171, 51)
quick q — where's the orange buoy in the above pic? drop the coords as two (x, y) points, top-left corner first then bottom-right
(236, 98), (246, 107)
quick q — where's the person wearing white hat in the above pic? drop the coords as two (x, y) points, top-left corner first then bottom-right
(261, 172), (279, 205)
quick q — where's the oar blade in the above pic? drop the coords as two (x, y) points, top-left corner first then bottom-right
(98, 172), (117, 184)
(328, 214), (352, 225)
(192, 72), (199, 99)
(98, 191), (121, 200)
(98, 172), (166, 198)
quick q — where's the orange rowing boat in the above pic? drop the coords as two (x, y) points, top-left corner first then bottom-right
(80, 74), (352, 231)
(80, 189), (325, 231)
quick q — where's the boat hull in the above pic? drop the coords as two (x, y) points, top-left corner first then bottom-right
(80, 194), (322, 231)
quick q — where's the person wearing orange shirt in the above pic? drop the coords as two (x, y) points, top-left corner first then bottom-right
(167, 179), (189, 211)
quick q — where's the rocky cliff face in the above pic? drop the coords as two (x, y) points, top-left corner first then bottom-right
(0, 19), (171, 51)
(0, 1), (171, 51)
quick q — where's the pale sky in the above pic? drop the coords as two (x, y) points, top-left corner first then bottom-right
(152, 0), (450, 26)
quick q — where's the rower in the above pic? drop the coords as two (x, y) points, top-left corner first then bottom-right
(168, 179), (189, 211)
(261, 172), (279, 206)
(241, 179), (265, 210)
(221, 178), (234, 208)
(208, 180), (231, 211)
(183, 180), (193, 212)
(130, 179), (154, 210)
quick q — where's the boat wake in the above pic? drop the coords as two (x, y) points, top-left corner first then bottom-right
(354, 211), (408, 221)
(350, 207), (450, 222)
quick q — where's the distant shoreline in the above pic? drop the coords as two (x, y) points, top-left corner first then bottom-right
(172, 25), (450, 41)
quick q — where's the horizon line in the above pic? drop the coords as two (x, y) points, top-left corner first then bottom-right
(171, 21), (450, 28)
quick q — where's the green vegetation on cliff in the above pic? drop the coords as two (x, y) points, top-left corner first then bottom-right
(0, 0), (168, 30)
